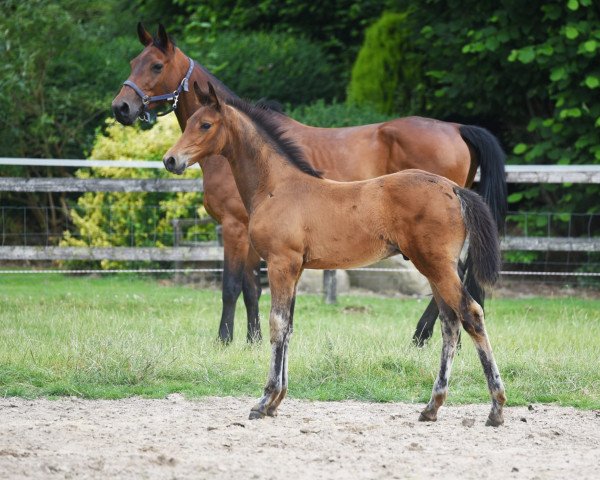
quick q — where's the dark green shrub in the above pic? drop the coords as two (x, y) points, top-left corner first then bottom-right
(347, 12), (422, 115)
(187, 31), (339, 105)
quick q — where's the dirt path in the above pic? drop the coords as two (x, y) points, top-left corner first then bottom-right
(1, 396), (599, 479)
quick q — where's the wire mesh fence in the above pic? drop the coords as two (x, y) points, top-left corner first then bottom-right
(0, 203), (598, 293)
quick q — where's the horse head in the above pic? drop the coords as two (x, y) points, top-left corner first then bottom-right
(111, 23), (189, 124)
(163, 82), (225, 174)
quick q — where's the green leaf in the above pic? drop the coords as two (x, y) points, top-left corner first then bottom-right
(565, 26), (579, 40)
(517, 47), (536, 64)
(550, 67), (567, 82)
(513, 143), (528, 154)
(507, 192), (523, 203)
(567, 0), (579, 11)
(584, 76), (600, 89)
(583, 40), (597, 53)
(595, 117), (600, 128)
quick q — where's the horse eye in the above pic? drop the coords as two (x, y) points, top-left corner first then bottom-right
(200, 123), (212, 130)
(152, 63), (163, 72)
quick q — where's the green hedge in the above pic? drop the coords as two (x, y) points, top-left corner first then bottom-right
(187, 31), (339, 105)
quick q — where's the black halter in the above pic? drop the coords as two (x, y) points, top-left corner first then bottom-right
(123, 57), (195, 122)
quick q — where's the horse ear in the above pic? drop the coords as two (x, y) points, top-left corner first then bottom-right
(156, 23), (173, 51)
(137, 22), (153, 46)
(193, 81), (212, 107)
(207, 82), (221, 111)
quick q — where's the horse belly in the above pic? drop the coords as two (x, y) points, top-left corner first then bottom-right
(302, 219), (390, 270)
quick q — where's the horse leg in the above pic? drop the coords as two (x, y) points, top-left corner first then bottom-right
(412, 260), (465, 346)
(430, 273), (506, 426)
(458, 290), (506, 426)
(249, 255), (302, 420)
(217, 219), (249, 344)
(242, 245), (263, 343)
(266, 288), (296, 417)
(419, 287), (461, 422)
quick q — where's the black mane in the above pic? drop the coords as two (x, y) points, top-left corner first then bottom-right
(226, 98), (322, 178)
(196, 64), (240, 101)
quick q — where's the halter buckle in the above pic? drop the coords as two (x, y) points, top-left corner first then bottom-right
(172, 91), (180, 110)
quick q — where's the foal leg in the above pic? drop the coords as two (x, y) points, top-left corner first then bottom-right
(419, 288), (461, 422)
(249, 255), (302, 420)
(266, 289), (296, 417)
(217, 219), (250, 344)
(242, 246), (263, 343)
(432, 275), (506, 426)
(458, 290), (506, 426)
(412, 260), (465, 346)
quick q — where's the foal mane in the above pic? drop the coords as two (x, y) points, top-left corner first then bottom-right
(226, 97), (321, 178)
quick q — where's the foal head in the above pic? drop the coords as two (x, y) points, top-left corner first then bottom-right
(163, 82), (228, 174)
(111, 23), (186, 125)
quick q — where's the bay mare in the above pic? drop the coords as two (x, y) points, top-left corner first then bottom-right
(162, 82), (506, 426)
(111, 23), (507, 345)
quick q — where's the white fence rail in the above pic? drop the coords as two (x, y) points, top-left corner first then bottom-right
(1, 158), (599, 261)
(2, 158), (600, 186)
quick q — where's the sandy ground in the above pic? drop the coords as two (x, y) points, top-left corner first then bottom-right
(1, 396), (599, 479)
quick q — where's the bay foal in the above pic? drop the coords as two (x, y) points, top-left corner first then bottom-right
(111, 23), (507, 345)
(163, 83), (506, 426)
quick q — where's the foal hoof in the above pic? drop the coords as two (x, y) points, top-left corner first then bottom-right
(418, 410), (437, 422)
(249, 409), (266, 420)
(266, 406), (278, 417)
(485, 413), (504, 427)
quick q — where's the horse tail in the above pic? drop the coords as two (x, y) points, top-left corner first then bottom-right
(455, 188), (501, 288)
(459, 125), (507, 230)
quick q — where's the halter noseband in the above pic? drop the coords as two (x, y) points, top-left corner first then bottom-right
(123, 57), (195, 123)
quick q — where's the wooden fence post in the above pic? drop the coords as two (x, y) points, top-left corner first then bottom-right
(323, 269), (337, 304)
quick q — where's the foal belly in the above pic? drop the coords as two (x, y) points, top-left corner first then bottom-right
(303, 238), (391, 270)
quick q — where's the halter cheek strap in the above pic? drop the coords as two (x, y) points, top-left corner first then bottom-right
(123, 57), (195, 122)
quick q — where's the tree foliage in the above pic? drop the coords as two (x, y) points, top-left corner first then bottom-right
(187, 31), (338, 104)
(347, 12), (421, 115)
(0, 0), (135, 159)
(349, 1), (600, 222)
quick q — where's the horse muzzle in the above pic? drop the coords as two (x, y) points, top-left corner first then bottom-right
(111, 98), (142, 126)
(163, 155), (187, 175)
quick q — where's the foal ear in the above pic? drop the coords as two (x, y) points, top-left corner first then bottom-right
(207, 82), (221, 111)
(137, 22), (153, 46)
(156, 23), (173, 52)
(193, 81), (213, 107)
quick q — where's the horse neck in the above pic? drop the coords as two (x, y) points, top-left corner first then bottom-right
(222, 109), (295, 212)
(172, 50), (239, 131)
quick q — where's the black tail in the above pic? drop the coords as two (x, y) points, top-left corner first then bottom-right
(455, 188), (501, 288)
(459, 125), (507, 230)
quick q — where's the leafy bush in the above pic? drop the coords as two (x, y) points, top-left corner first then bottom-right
(187, 31), (339, 105)
(347, 12), (422, 115)
(288, 100), (394, 128)
(61, 115), (212, 269)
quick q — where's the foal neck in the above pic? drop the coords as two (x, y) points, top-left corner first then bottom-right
(222, 108), (302, 212)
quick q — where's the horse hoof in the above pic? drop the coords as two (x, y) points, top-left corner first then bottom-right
(418, 411), (437, 422)
(485, 413), (504, 427)
(249, 409), (266, 420)
(247, 333), (262, 344)
(266, 406), (278, 417)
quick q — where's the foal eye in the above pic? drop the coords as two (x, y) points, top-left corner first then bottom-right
(200, 123), (212, 130)
(152, 63), (163, 72)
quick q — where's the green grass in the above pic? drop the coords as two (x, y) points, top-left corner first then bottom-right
(1, 274), (599, 408)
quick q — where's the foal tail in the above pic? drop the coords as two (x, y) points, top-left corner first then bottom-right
(455, 188), (501, 288)
(459, 125), (507, 230)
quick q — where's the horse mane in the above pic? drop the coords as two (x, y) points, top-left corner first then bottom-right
(196, 64), (240, 101)
(226, 97), (322, 179)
